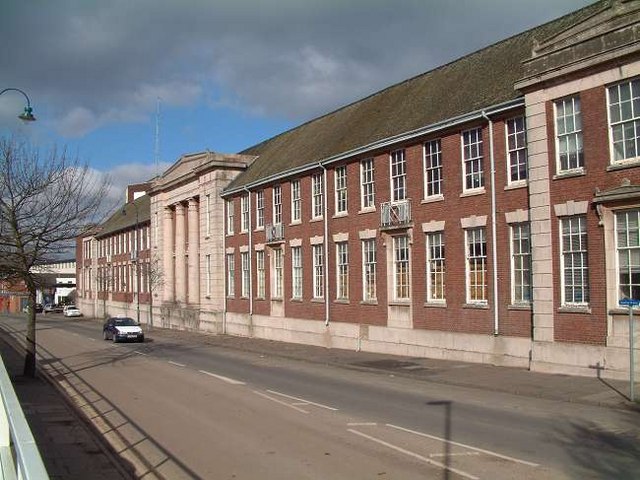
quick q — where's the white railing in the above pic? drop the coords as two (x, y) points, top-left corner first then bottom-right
(380, 199), (412, 228)
(0, 356), (49, 479)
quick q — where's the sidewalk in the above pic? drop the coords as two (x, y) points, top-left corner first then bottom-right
(0, 334), (132, 480)
(0, 320), (637, 479)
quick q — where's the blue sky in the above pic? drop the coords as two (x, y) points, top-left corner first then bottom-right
(1, 0), (593, 205)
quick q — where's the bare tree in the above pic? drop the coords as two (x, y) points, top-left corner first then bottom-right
(0, 137), (109, 377)
(96, 263), (115, 319)
(145, 253), (164, 329)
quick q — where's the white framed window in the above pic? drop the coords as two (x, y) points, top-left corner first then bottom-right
(608, 79), (640, 163)
(256, 190), (264, 229)
(226, 253), (235, 297)
(205, 194), (211, 236)
(390, 149), (407, 202)
(291, 246), (303, 299)
(205, 254), (211, 296)
(241, 252), (250, 297)
(241, 194), (249, 233)
(312, 173), (324, 219)
(273, 185), (282, 225)
(466, 227), (487, 303)
(360, 158), (375, 209)
(511, 223), (531, 304)
(336, 242), (349, 300)
(256, 250), (266, 298)
(335, 166), (348, 214)
(291, 180), (301, 223)
(560, 216), (589, 305)
(362, 239), (377, 302)
(426, 231), (445, 302)
(423, 139), (442, 198)
(555, 96), (583, 172)
(272, 248), (283, 299)
(313, 244), (324, 299)
(616, 209), (640, 301)
(462, 128), (484, 191)
(506, 116), (528, 183)
(393, 236), (410, 301)
(226, 199), (234, 235)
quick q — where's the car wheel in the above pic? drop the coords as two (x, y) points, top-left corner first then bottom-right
(102, 330), (108, 341)
(112, 334), (118, 343)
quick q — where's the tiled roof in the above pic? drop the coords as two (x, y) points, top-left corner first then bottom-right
(226, 1), (605, 192)
(95, 194), (150, 239)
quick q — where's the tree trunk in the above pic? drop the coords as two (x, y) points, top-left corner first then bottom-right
(23, 287), (37, 377)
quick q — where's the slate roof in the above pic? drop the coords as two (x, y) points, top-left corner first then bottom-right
(226, 0), (606, 192)
(95, 194), (150, 239)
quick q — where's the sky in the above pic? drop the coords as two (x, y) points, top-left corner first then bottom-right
(1, 0), (594, 207)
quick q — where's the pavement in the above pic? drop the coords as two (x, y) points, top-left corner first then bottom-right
(0, 317), (638, 479)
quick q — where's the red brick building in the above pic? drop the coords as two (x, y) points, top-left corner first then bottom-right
(221, 1), (640, 379)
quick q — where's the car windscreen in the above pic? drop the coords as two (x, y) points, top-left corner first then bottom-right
(114, 318), (138, 326)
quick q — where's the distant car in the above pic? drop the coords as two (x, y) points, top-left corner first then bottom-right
(44, 304), (64, 314)
(103, 316), (144, 343)
(63, 306), (82, 317)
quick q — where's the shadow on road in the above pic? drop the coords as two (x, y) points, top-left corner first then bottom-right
(1, 321), (203, 480)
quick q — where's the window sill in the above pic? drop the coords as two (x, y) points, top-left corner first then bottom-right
(310, 217), (324, 223)
(358, 207), (376, 215)
(463, 302), (489, 310)
(311, 298), (324, 303)
(421, 195), (444, 204)
(332, 212), (348, 219)
(558, 305), (591, 314)
(606, 159), (640, 171)
(360, 300), (378, 306)
(508, 303), (532, 311)
(290, 298), (303, 303)
(388, 301), (411, 307)
(424, 301), (446, 308)
(254, 227), (264, 232)
(504, 181), (527, 191)
(270, 297), (283, 302)
(460, 188), (485, 198)
(334, 299), (349, 304)
(289, 220), (302, 226)
(553, 169), (585, 180)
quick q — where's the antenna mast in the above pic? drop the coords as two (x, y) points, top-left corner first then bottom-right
(154, 97), (161, 177)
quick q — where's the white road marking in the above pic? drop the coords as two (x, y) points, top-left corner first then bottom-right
(348, 429), (478, 480)
(347, 422), (377, 426)
(253, 391), (309, 414)
(266, 390), (338, 411)
(198, 370), (246, 385)
(89, 338), (96, 342)
(387, 424), (539, 467)
(168, 361), (186, 367)
(134, 351), (148, 356)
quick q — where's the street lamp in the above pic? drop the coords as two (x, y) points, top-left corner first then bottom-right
(0, 88), (36, 122)
(122, 201), (140, 325)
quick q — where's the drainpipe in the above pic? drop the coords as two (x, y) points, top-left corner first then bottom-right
(482, 111), (499, 336)
(244, 187), (253, 320)
(320, 163), (330, 326)
(222, 197), (227, 335)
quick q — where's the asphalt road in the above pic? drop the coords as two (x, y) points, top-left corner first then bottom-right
(2, 315), (639, 479)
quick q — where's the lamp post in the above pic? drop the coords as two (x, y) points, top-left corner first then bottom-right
(0, 88), (36, 121)
(122, 201), (141, 325)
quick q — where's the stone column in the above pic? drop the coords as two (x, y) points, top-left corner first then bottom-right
(163, 207), (175, 302)
(175, 202), (187, 303)
(187, 197), (200, 304)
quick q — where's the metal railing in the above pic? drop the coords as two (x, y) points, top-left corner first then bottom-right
(265, 223), (284, 243)
(380, 199), (412, 229)
(0, 356), (49, 479)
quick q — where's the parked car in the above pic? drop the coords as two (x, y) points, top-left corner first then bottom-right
(103, 316), (144, 343)
(63, 306), (82, 317)
(44, 304), (64, 314)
